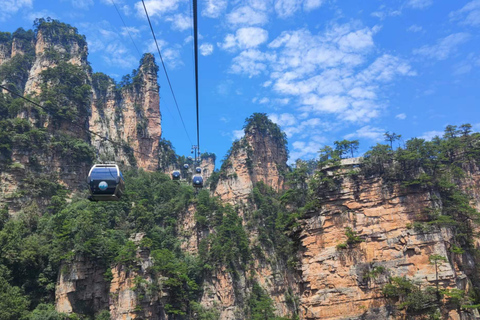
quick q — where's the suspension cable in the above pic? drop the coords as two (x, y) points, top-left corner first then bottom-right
(193, 0), (200, 159)
(0, 84), (153, 158)
(107, 0), (177, 125)
(110, 0), (142, 57)
(141, 0), (193, 146)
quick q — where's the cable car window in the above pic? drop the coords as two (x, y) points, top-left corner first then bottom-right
(90, 168), (118, 181)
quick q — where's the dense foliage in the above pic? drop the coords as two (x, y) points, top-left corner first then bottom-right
(244, 113), (288, 155)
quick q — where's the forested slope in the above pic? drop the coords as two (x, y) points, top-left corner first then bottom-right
(1, 19), (480, 320)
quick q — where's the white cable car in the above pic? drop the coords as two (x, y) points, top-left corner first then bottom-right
(172, 170), (181, 180)
(183, 163), (189, 169)
(195, 167), (202, 174)
(87, 164), (125, 201)
(192, 175), (203, 188)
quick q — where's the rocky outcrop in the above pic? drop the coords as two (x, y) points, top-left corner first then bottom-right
(109, 234), (165, 320)
(0, 21), (162, 214)
(202, 115), (295, 319)
(56, 234), (166, 319)
(296, 160), (480, 320)
(89, 54), (162, 170)
(200, 154), (215, 182)
(56, 256), (109, 316)
(214, 116), (287, 204)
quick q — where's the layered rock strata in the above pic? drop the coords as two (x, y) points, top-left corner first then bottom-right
(0, 22), (162, 213)
(214, 124), (287, 204)
(297, 160), (480, 320)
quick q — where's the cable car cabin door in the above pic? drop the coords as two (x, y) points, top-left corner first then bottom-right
(88, 165), (125, 201)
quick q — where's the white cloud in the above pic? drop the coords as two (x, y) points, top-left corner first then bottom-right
(304, 0), (324, 11)
(453, 53), (480, 75)
(450, 0), (480, 27)
(419, 130), (443, 141)
(232, 129), (245, 140)
(337, 27), (377, 52)
(275, 0), (303, 18)
(413, 33), (470, 60)
(0, 0), (32, 21)
(26, 9), (57, 22)
(72, 0), (94, 9)
(259, 97), (270, 104)
(121, 5), (132, 16)
(289, 137), (325, 162)
(167, 13), (192, 31)
(405, 0), (433, 9)
(395, 113), (407, 120)
(237, 27), (269, 48)
(371, 7), (401, 20)
(79, 21), (139, 69)
(225, 24), (414, 124)
(407, 24), (423, 32)
(203, 0), (227, 18)
(103, 42), (138, 68)
(345, 126), (384, 141)
(275, 98), (290, 105)
(199, 43), (214, 56)
(358, 54), (416, 82)
(282, 117), (330, 138)
(134, 0), (182, 17)
(269, 113), (297, 127)
(162, 47), (183, 68)
(226, 6), (269, 26)
(121, 27), (140, 38)
(230, 49), (274, 77)
(220, 27), (269, 51)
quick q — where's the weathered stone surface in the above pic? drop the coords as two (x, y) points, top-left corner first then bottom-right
(89, 53), (161, 170)
(214, 126), (287, 204)
(204, 121), (295, 319)
(0, 24), (162, 215)
(297, 164), (480, 320)
(56, 255), (109, 315)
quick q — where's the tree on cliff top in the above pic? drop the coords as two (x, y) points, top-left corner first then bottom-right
(33, 18), (87, 48)
(243, 113), (288, 154)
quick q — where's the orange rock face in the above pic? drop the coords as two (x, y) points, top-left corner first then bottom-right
(297, 164), (480, 320)
(89, 54), (161, 171)
(214, 126), (287, 204)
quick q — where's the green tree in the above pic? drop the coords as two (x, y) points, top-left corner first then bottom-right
(247, 283), (276, 320)
(459, 123), (472, 137)
(429, 254), (448, 296)
(384, 131), (402, 149)
(334, 140), (359, 159)
(0, 266), (29, 320)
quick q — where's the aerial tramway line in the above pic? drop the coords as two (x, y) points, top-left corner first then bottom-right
(89, 0), (205, 199)
(90, 0), (204, 199)
(1, 0), (205, 201)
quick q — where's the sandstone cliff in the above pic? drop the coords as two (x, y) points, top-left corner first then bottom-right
(0, 20), (162, 214)
(214, 114), (288, 204)
(296, 158), (480, 320)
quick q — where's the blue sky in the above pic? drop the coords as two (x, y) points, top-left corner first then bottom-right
(1, 0), (480, 164)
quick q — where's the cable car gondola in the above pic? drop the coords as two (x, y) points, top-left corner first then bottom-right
(183, 164), (189, 170)
(172, 170), (181, 180)
(192, 175), (204, 188)
(87, 164), (125, 201)
(195, 167), (202, 174)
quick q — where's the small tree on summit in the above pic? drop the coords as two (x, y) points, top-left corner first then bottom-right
(384, 131), (402, 149)
(334, 140), (359, 158)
